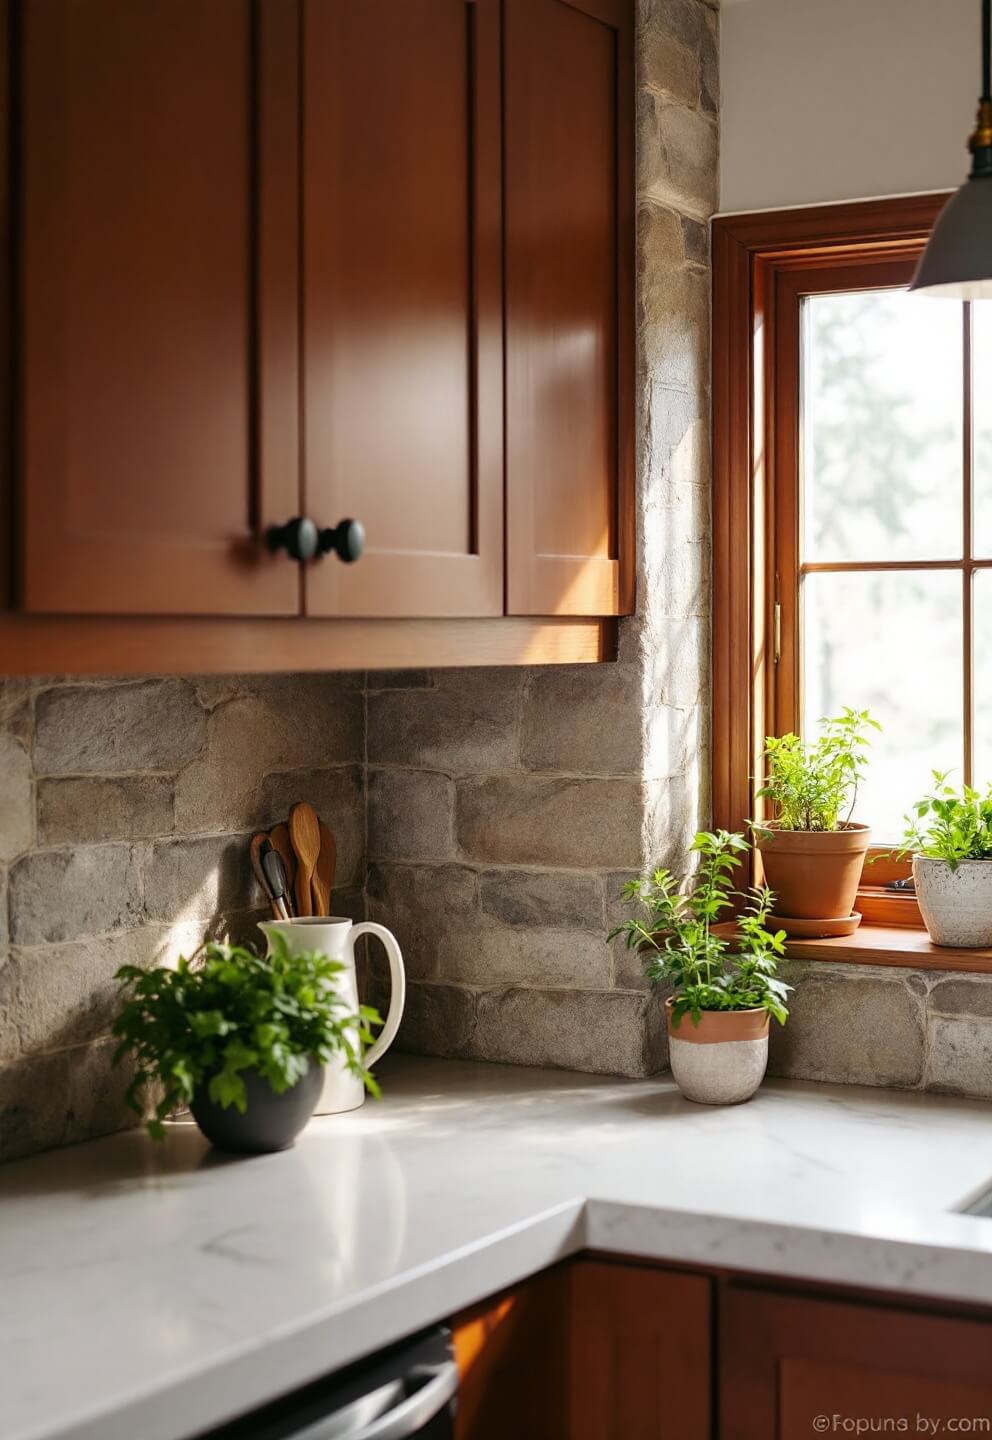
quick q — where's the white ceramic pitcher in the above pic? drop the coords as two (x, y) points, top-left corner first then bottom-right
(259, 917), (406, 1116)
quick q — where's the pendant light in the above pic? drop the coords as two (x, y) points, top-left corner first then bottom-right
(910, 0), (992, 297)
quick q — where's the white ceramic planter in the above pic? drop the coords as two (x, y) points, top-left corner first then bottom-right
(665, 999), (770, 1106)
(913, 856), (992, 948)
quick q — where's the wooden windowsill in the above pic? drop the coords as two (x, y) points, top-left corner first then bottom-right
(782, 924), (992, 973)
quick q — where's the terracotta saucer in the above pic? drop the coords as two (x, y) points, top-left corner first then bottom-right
(768, 912), (862, 940)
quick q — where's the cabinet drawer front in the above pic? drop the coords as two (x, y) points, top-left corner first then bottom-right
(504, 0), (635, 617)
(302, 0), (503, 619)
(20, 0), (299, 616)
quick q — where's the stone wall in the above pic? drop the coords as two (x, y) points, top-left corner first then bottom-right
(769, 961), (992, 1099)
(365, 667), (670, 1076)
(0, 674), (365, 1161)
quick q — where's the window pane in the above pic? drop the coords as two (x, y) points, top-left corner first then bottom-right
(974, 303), (992, 559)
(802, 291), (963, 562)
(802, 571), (963, 843)
(976, 571), (992, 785)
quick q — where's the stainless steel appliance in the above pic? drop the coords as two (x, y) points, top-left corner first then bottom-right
(199, 1328), (457, 1440)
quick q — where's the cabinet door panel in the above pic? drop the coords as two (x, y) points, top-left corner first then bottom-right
(721, 1286), (992, 1440)
(453, 1268), (568, 1440)
(570, 1261), (711, 1440)
(452, 1261), (711, 1440)
(21, 0), (298, 615)
(505, 0), (634, 616)
(302, 0), (502, 618)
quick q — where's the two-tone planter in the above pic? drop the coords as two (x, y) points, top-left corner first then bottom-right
(914, 856), (992, 948)
(666, 999), (769, 1106)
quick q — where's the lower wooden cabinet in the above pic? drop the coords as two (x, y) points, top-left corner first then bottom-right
(452, 1266), (569, 1440)
(451, 1260), (712, 1440)
(569, 1261), (712, 1440)
(453, 1261), (992, 1440)
(720, 1285), (992, 1440)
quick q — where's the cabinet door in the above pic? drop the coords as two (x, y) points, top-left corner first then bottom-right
(20, 0), (299, 616)
(452, 1261), (711, 1440)
(301, 0), (503, 619)
(721, 1285), (992, 1440)
(504, 0), (634, 617)
(453, 1268), (569, 1440)
(569, 1261), (711, 1440)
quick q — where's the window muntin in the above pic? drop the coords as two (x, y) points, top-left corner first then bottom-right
(976, 569), (992, 785)
(975, 302), (992, 556)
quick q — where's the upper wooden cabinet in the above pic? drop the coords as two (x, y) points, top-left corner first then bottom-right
(301, 0), (503, 619)
(4, 0), (633, 658)
(20, 0), (298, 616)
(504, 0), (634, 617)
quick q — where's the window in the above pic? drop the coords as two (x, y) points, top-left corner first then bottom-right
(799, 288), (992, 842)
(712, 195), (992, 963)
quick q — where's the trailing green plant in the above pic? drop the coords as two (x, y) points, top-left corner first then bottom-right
(894, 771), (992, 870)
(755, 707), (880, 833)
(608, 830), (791, 1028)
(112, 932), (382, 1139)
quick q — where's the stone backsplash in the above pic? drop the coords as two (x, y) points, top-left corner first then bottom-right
(770, 962), (992, 1098)
(0, 674), (366, 1161)
(365, 665), (687, 1080)
(5, 664), (992, 1165)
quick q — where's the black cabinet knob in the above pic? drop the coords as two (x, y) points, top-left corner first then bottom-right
(318, 518), (366, 564)
(266, 516), (320, 563)
(266, 516), (365, 565)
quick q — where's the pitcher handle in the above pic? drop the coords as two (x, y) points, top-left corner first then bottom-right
(350, 922), (406, 1070)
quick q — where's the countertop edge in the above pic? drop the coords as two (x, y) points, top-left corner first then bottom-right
(30, 1200), (587, 1440)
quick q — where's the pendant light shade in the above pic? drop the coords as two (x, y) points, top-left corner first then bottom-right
(910, 174), (992, 298)
(911, 0), (992, 297)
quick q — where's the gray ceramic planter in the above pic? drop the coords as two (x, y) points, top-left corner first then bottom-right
(914, 856), (992, 948)
(190, 1064), (324, 1154)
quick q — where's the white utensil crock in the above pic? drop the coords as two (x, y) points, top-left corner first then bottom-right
(259, 917), (406, 1115)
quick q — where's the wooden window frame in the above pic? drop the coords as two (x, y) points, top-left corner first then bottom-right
(712, 194), (992, 972)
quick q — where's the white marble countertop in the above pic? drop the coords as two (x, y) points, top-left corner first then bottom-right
(5, 1055), (992, 1440)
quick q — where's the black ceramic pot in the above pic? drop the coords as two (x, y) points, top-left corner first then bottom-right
(190, 1064), (324, 1154)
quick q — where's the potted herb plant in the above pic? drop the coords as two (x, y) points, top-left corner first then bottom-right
(610, 831), (790, 1106)
(112, 932), (382, 1154)
(753, 707), (880, 937)
(896, 772), (992, 948)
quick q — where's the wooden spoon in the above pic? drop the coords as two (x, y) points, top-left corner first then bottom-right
(268, 823), (297, 916)
(312, 821), (337, 917)
(289, 802), (320, 919)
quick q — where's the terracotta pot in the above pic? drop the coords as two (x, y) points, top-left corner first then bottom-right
(913, 856), (992, 948)
(665, 999), (770, 1105)
(755, 822), (870, 927)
